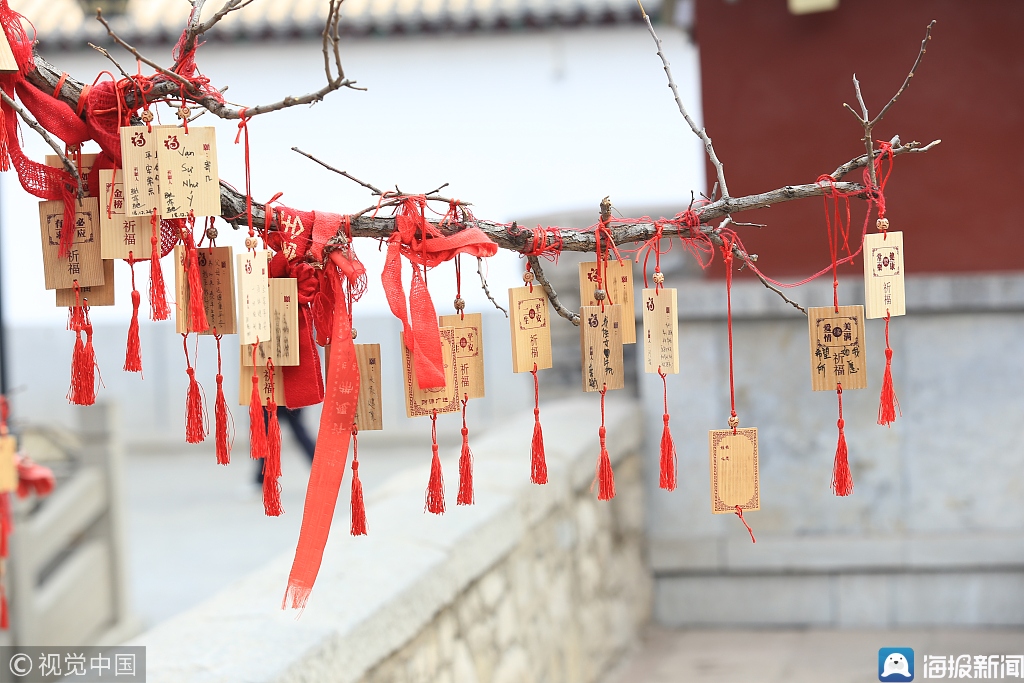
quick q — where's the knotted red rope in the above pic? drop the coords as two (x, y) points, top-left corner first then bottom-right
(214, 333), (232, 465)
(350, 426), (367, 536)
(878, 312), (901, 426)
(382, 196), (497, 389)
(124, 253), (143, 373)
(425, 410), (445, 514)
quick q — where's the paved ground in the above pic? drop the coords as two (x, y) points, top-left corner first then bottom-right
(122, 432), (441, 628)
(604, 626), (1024, 683)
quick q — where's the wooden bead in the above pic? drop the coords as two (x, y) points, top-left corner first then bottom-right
(876, 218), (890, 231)
(351, 328), (358, 340)
(244, 237), (257, 249)
(140, 110), (154, 123)
(205, 226), (218, 240)
(653, 271), (665, 285)
(454, 297), (466, 311)
(594, 289), (606, 301)
(522, 271), (534, 283)
(177, 105), (191, 120)
(728, 415), (739, 429)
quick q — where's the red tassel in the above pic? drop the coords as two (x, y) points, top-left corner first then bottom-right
(149, 211), (170, 321)
(658, 369), (677, 491)
(184, 220), (209, 333)
(530, 363), (547, 485)
(248, 348), (268, 461)
(0, 492), (11, 558)
(596, 387), (615, 501)
(878, 312), (901, 427)
(425, 411), (445, 515)
(0, 584), (8, 630)
(69, 304), (97, 406)
(263, 360), (283, 516)
(832, 384), (853, 496)
(183, 334), (207, 444)
(457, 396), (473, 506)
(124, 258), (143, 373)
(214, 335), (231, 465)
(350, 430), (367, 536)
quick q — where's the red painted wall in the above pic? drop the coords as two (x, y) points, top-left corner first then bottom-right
(695, 0), (1024, 276)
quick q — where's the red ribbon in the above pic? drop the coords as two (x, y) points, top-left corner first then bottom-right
(382, 196), (497, 389)
(283, 247), (365, 610)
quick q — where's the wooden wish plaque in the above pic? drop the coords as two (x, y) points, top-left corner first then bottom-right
(439, 313), (485, 400)
(863, 231), (906, 319)
(174, 246), (237, 335)
(0, 27), (17, 73)
(97, 169), (152, 260)
(401, 327), (459, 418)
(579, 260), (636, 343)
(508, 286), (553, 373)
(238, 351), (286, 408)
(807, 305), (867, 391)
(39, 198), (105, 290)
(355, 343), (383, 431)
(0, 435), (17, 493)
(580, 304), (625, 392)
(244, 278), (299, 367)
(236, 250), (271, 346)
(155, 126), (220, 218)
(56, 259), (115, 307)
(709, 427), (760, 513)
(641, 287), (679, 374)
(120, 125), (165, 217)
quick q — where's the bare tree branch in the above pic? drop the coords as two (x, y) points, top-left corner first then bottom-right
(528, 256), (579, 326)
(0, 92), (82, 198)
(477, 257), (507, 317)
(291, 147), (383, 195)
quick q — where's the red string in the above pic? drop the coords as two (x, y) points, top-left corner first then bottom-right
(454, 255), (463, 320)
(735, 506), (756, 543)
(234, 108), (257, 248)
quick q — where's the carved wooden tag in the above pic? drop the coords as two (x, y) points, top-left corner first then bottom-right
(355, 343), (384, 431)
(642, 287), (678, 374)
(0, 436), (15, 493)
(402, 327), (459, 417)
(863, 230), (906, 319)
(0, 28), (17, 73)
(155, 126), (220, 218)
(579, 260), (636, 343)
(508, 286), (553, 373)
(709, 427), (759, 513)
(173, 245), (237, 335)
(56, 259), (115, 307)
(236, 250), (271, 346)
(808, 305), (868, 391)
(97, 168), (152, 260)
(120, 125), (165, 217)
(238, 352), (286, 408)
(46, 153), (99, 197)
(243, 278), (299, 367)
(439, 312), (485, 400)
(580, 304), (625, 392)
(39, 198), (105, 290)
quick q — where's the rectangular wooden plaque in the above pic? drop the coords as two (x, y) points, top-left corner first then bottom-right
(174, 246), (237, 335)
(808, 305), (868, 391)
(120, 125), (165, 217)
(238, 351), (286, 408)
(709, 427), (759, 513)
(579, 260), (636, 343)
(863, 230), (906, 319)
(243, 278), (299, 367)
(402, 327), (459, 417)
(439, 312), (485, 399)
(39, 198), (105, 290)
(236, 250), (271, 346)
(580, 304), (625, 392)
(355, 343), (384, 431)
(156, 126), (220, 218)
(56, 259), (115, 307)
(46, 153), (99, 197)
(0, 436), (17, 493)
(98, 168), (152, 260)
(508, 286), (553, 373)
(0, 29), (18, 73)
(641, 287), (678, 374)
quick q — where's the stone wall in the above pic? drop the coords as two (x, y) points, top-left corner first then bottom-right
(130, 396), (650, 683)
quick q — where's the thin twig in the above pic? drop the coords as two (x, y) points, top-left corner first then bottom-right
(0, 92), (82, 198)
(477, 257), (507, 317)
(871, 20), (936, 128)
(95, 11), (195, 92)
(88, 43), (135, 83)
(528, 256), (579, 326)
(637, 0), (729, 198)
(291, 148), (383, 195)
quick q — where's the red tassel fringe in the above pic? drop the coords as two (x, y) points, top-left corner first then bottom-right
(183, 335), (206, 444)
(149, 214), (169, 321)
(263, 403), (283, 516)
(658, 370), (677, 491)
(530, 364), (547, 485)
(832, 385), (853, 496)
(596, 388), (615, 501)
(184, 230), (209, 333)
(124, 289), (143, 373)
(350, 431), (367, 536)
(249, 367), (268, 461)
(0, 585), (8, 630)
(425, 411), (445, 515)
(878, 314), (901, 426)
(69, 305), (97, 406)
(214, 336), (231, 465)
(457, 397), (473, 506)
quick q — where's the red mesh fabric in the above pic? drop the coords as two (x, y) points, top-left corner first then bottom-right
(82, 80), (124, 164)
(15, 81), (90, 146)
